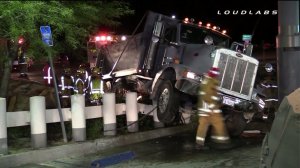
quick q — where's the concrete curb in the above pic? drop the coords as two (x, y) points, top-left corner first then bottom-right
(0, 124), (193, 167)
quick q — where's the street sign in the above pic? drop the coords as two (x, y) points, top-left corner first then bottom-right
(40, 26), (53, 46)
(242, 34), (252, 42)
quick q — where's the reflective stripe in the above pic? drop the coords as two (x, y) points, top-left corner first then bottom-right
(196, 136), (205, 141)
(265, 99), (278, 102)
(90, 80), (104, 94)
(198, 113), (209, 117)
(211, 135), (229, 141)
(43, 67), (52, 84)
(91, 90), (101, 94)
(211, 71), (220, 75)
(61, 76), (65, 90)
(208, 104), (215, 108)
(61, 95), (70, 98)
(198, 108), (212, 112)
(261, 83), (278, 88)
(211, 96), (220, 101)
(199, 91), (206, 95)
(202, 102), (209, 109)
(85, 71), (89, 82)
(212, 109), (222, 113)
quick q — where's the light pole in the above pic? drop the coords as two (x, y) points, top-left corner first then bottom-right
(277, 1), (300, 102)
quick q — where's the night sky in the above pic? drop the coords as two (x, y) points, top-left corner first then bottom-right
(120, 0), (278, 44)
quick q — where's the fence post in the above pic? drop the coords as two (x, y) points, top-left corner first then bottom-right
(126, 92), (139, 132)
(71, 94), (86, 141)
(0, 98), (7, 154)
(153, 108), (164, 128)
(103, 93), (116, 136)
(30, 96), (47, 148)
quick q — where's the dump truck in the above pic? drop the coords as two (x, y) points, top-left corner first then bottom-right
(87, 11), (266, 136)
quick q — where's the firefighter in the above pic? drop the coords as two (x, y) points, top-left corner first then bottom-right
(88, 67), (104, 105)
(59, 67), (74, 108)
(78, 63), (91, 84)
(74, 66), (88, 95)
(42, 62), (53, 86)
(195, 67), (231, 150)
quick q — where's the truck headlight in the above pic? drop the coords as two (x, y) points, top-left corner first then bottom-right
(186, 71), (203, 81)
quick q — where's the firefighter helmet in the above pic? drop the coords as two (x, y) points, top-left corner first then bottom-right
(64, 67), (71, 75)
(76, 67), (85, 75)
(208, 67), (220, 78)
(79, 63), (88, 70)
(92, 67), (101, 75)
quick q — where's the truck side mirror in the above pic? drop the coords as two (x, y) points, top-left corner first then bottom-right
(153, 21), (163, 37)
(244, 44), (253, 56)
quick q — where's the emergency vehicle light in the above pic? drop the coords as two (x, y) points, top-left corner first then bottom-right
(180, 16), (227, 36)
(184, 17), (189, 23)
(121, 36), (127, 41)
(18, 37), (25, 44)
(95, 35), (113, 42)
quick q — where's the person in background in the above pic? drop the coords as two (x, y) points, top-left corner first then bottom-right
(87, 67), (104, 105)
(59, 67), (74, 108)
(74, 66), (88, 95)
(195, 67), (231, 150)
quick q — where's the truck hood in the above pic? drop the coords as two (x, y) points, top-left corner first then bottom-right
(181, 44), (215, 75)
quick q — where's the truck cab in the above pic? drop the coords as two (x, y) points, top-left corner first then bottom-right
(89, 11), (264, 136)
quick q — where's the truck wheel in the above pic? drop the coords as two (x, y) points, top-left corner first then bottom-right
(155, 80), (179, 124)
(225, 112), (246, 137)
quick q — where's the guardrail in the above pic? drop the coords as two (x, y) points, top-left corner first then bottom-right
(0, 92), (192, 154)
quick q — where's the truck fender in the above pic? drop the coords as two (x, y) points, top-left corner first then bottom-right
(150, 68), (176, 99)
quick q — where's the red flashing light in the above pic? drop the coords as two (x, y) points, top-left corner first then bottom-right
(18, 37), (24, 44)
(95, 35), (113, 42)
(95, 36), (101, 41)
(100, 35), (106, 41)
(184, 17), (189, 23)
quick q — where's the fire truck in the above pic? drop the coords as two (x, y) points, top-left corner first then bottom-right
(87, 11), (266, 136)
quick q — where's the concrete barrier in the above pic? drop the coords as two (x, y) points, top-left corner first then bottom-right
(30, 96), (47, 148)
(102, 93), (117, 136)
(0, 98), (7, 154)
(71, 94), (86, 141)
(126, 92), (139, 132)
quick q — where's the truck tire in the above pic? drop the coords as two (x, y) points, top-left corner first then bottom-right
(225, 112), (247, 137)
(154, 80), (179, 124)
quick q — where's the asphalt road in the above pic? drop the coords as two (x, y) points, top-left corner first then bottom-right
(17, 131), (264, 168)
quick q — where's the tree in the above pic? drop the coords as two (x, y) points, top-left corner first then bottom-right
(0, 1), (133, 97)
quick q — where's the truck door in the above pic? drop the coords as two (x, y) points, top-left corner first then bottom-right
(152, 26), (179, 75)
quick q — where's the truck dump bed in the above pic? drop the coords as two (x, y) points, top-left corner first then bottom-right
(106, 33), (143, 71)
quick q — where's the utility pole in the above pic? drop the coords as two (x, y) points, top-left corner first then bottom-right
(277, 0), (300, 102)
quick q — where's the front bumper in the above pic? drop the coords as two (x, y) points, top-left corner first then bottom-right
(175, 78), (200, 96)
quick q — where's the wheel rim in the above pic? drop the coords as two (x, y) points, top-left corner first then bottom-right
(158, 88), (170, 114)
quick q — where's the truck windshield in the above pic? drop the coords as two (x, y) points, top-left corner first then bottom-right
(180, 24), (229, 47)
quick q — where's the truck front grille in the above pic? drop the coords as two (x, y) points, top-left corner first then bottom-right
(217, 52), (257, 100)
